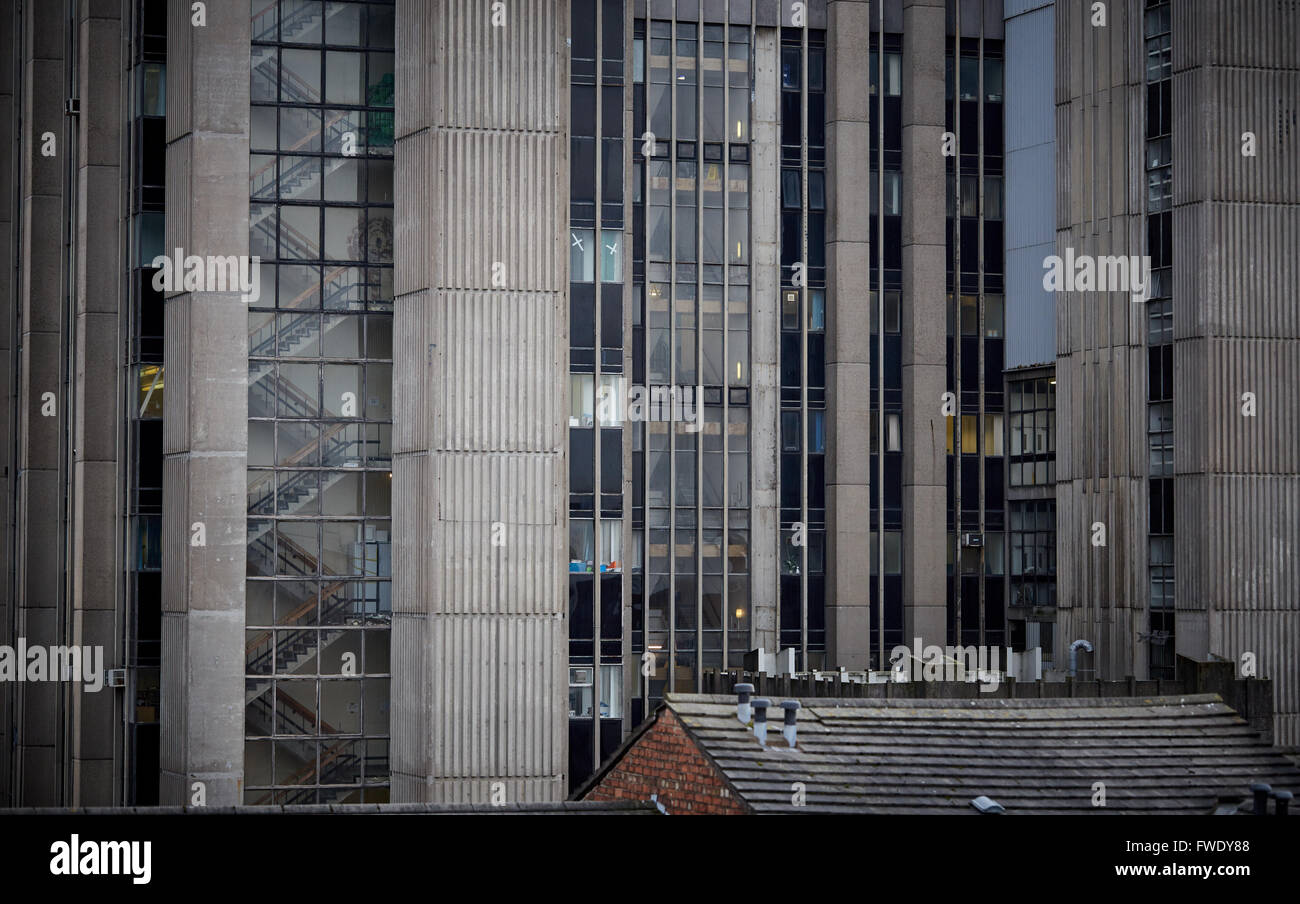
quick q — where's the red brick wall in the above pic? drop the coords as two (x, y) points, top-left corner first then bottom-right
(583, 709), (749, 814)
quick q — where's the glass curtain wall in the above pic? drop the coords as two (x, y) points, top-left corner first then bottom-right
(635, 14), (752, 709)
(569, 0), (626, 791)
(1144, 0), (1175, 679)
(245, 0), (395, 804)
(869, 32), (905, 660)
(945, 31), (1006, 648)
(126, 0), (168, 805)
(777, 29), (827, 668)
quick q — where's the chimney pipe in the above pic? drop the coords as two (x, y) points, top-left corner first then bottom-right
(1251, 783), (1272, 815)
(781, 701), (800, 748)
(1272, 790), (1292, 817)
(735, 683), (754, 724)
(1068, 639), (1093, 678)
(752, 698), (770, 746)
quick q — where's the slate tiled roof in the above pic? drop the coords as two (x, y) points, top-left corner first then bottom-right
(667, 693), (1300, 814)
(6, 801), (660, 815)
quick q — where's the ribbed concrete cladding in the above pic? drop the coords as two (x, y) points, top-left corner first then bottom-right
(391, 0), (569, 802)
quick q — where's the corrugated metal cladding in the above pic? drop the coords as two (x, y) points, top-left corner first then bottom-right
(1003, 0), (1050, 16)
(390, 0), (569, 801)
(1004, 1), (1055, 369)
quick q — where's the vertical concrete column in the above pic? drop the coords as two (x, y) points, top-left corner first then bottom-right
(391, 0), (569, 803)
(1053, 0), (1146, 681)
(825, 0), (872, 669)
(750, 27), (779, 655)
(69, 0), (124, 806)
(14, 0), (67, 806)
(159, 0), (249, 806)
(900, 0), (946, 647)
(1172, 0), (1300, 746)
(0, 0), (16, 807)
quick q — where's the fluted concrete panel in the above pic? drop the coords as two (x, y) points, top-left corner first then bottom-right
(165, 0), (191, 142)
(1167, 0), (1300, 747)
(389, 612), (566, 802)
(392, 0), (568, 800)
(394, 288), (564, 453)
(392, 131), (430, 296)
(1176, 338), (1300, 474)
(391, 452), (428, 618)
(1176, 203), (1300, 340)
(1055, 605), (1145, 680)
(427, 0), (564, 132)
(1173, 0), (1300, 72)
(1175, 68), (1300, 207)
(431, 131), (566, 292)
(425, 615), (564, 781)
(393, 0), (433, 139)
(1176, 475), (1300, 616)
(430, 292), (565, 450)
(1217, 609), (1300, 748)
(425, 454), (564, 618)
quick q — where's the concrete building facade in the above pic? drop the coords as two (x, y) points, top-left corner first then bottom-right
(2, 0), (1296, 808)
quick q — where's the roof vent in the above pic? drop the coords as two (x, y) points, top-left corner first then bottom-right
(751, 698), (771, 746)
(1272, 789), (1292, 817)
(970, 796), (1004, 814)
(735, 683), (754, 724)
(1251, 783), (1272, 815)
(781, 701), (801, 748)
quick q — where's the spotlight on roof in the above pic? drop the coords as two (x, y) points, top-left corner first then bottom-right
(970, 796), (1005, 815)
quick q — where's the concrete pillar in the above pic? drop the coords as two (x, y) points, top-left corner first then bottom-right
(159, 0), (250, 806)
(0, 0), (16, 808)
(13, 0), (68, 806)
(750, 27), (779, 656)
(390, 0), (569, 803)
(900, 0), (946, 648)
(1169, 0), (1300, 746)
(1053, 0), (1147, 682)
(69, 0), (125, 807)
(825, 0), (872, 669)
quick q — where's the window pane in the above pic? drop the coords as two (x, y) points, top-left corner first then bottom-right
(984, 176), (1003, 219)
(571, 228), (595, 281)
(959, 56), (978, 100)
(961, 295), (977, 335)
(570, 375), (595, 426)
(984, 58), (1003, 102)
(984, 413), (1003, 456)
(985, 294), (1003, 337)
(325, 51), (363, 104)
